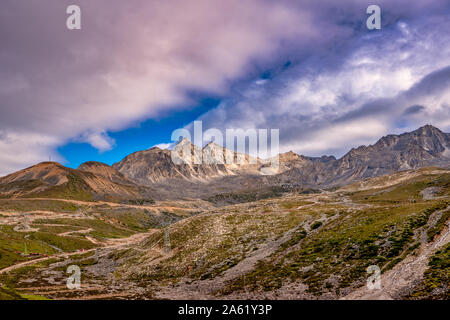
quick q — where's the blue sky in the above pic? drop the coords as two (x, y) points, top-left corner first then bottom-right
(58, 62), (292, 169)
(0, 0), (449, 175)
(58, 96), (221, 168)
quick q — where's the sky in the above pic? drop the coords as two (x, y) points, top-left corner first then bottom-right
(0, 0), (449, 175)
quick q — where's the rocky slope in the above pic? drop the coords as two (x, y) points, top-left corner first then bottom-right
(110, 167), (450, 299)
(267, 124), (450, 188)
(77, 161), (135, 185)
(1, 125), (449, 201)
(0, 161), (154, 202)
(1, 163), (449, 300)
(110, 125), (450, 198)
(112, 139), (262, 185)
(324, 124), (450, 186)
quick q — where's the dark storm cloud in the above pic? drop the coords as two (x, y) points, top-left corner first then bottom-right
(337, 67), (450, 123)
(0, 0), (449, 173)
(0, 0), (309, 173)
(403, 105), (425, 115)
(405, 66), (450, 100)
(191, 4), (450, 157)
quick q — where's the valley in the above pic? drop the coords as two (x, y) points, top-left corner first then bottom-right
(0, 125), (449, 300)
(0, 167), (449, 300)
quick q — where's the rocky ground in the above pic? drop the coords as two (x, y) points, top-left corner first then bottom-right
(0, 168), (449, 300)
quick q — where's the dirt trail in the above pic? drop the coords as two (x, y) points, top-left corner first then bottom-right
(0, 250), (95, 275)
(0, 230), (155, 275)
(342, 219), (450, 300)
(57, 228), (102, 245)
(58, 228), (94, 237)
(11, 197), (201, 212)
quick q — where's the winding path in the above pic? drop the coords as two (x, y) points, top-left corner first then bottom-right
(0, 231), (154, 275)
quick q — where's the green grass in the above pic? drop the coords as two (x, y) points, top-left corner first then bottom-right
(409, 243), (449, 299)
(0, 258), (61, 298)
(206, 187), (286, 206)
(221, 201), (447, 296)
(27, 172), (94, 201)
(0, 199), (80, 212)
(33, 218), (134, 240)
(0, 225), (57, 269)
(0, 285), (51, 300)
(0, 286), (26, 300)
(27, 231), (96, 252)
(280, 200), (314, 210)
(19, 294), (51, 300)
(349, 172), (450, 204)
(427, 208), (450, 242)
(30, 224), (86, 234)
(95, 207), (184, 231)
(120, 208), (316, 285)
(0, 219), (101, 271)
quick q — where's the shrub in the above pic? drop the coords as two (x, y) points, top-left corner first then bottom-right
(311, 221), (323, 230)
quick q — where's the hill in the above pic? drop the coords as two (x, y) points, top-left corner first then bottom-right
(0, 161), (155, 202)
(111, 167), (450, 299)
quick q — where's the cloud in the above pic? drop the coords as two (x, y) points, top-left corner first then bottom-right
(189, 10), (450, 158)
(78, 131), (115, 152)
(402, 105), (425, 115)
(0, 0), (449, 174)
(0, 132), (62, 175)
(152, 143), (174, 150)
(284, 119), (388, 155)
(0, 0), (310, 174)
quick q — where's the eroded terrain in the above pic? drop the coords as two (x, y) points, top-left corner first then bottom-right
(1, 168), (449, 300)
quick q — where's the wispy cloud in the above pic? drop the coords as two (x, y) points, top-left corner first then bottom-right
(0, 0), (449, 174)
(191, 11), (450, 157)
(0, 0), (310, 174)
(152, 143), (174, 150)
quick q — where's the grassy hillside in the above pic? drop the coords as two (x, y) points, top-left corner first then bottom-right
(0, 162), (156, 203)
(0, 168), (448, 300)
(114, 168), (450, 299)
(27, 172), (94, 201)
(408, 243), (449, 299)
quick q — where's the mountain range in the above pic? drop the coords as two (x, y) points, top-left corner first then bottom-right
(1, 124), (450, 301)
(1, 124), (449, 201)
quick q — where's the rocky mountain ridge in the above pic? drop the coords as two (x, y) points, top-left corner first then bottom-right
(1, 125), (449, 201)
(112, 124), (450, 189)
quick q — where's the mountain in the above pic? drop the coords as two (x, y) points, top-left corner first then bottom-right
(0, 161), (155, 202)
(322, 124), (450, 186)
(111, 166), (450, 300)
(112, 146), (229, 185)
(1, 125), (449, 201)
(263, 125), (450, 188)
(1, 128), (450, 300)
(112, 139), (261, 185)
(111, 125), (450, 197)
(77, 161), (135, 185)
(4, 165), (449, 300)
